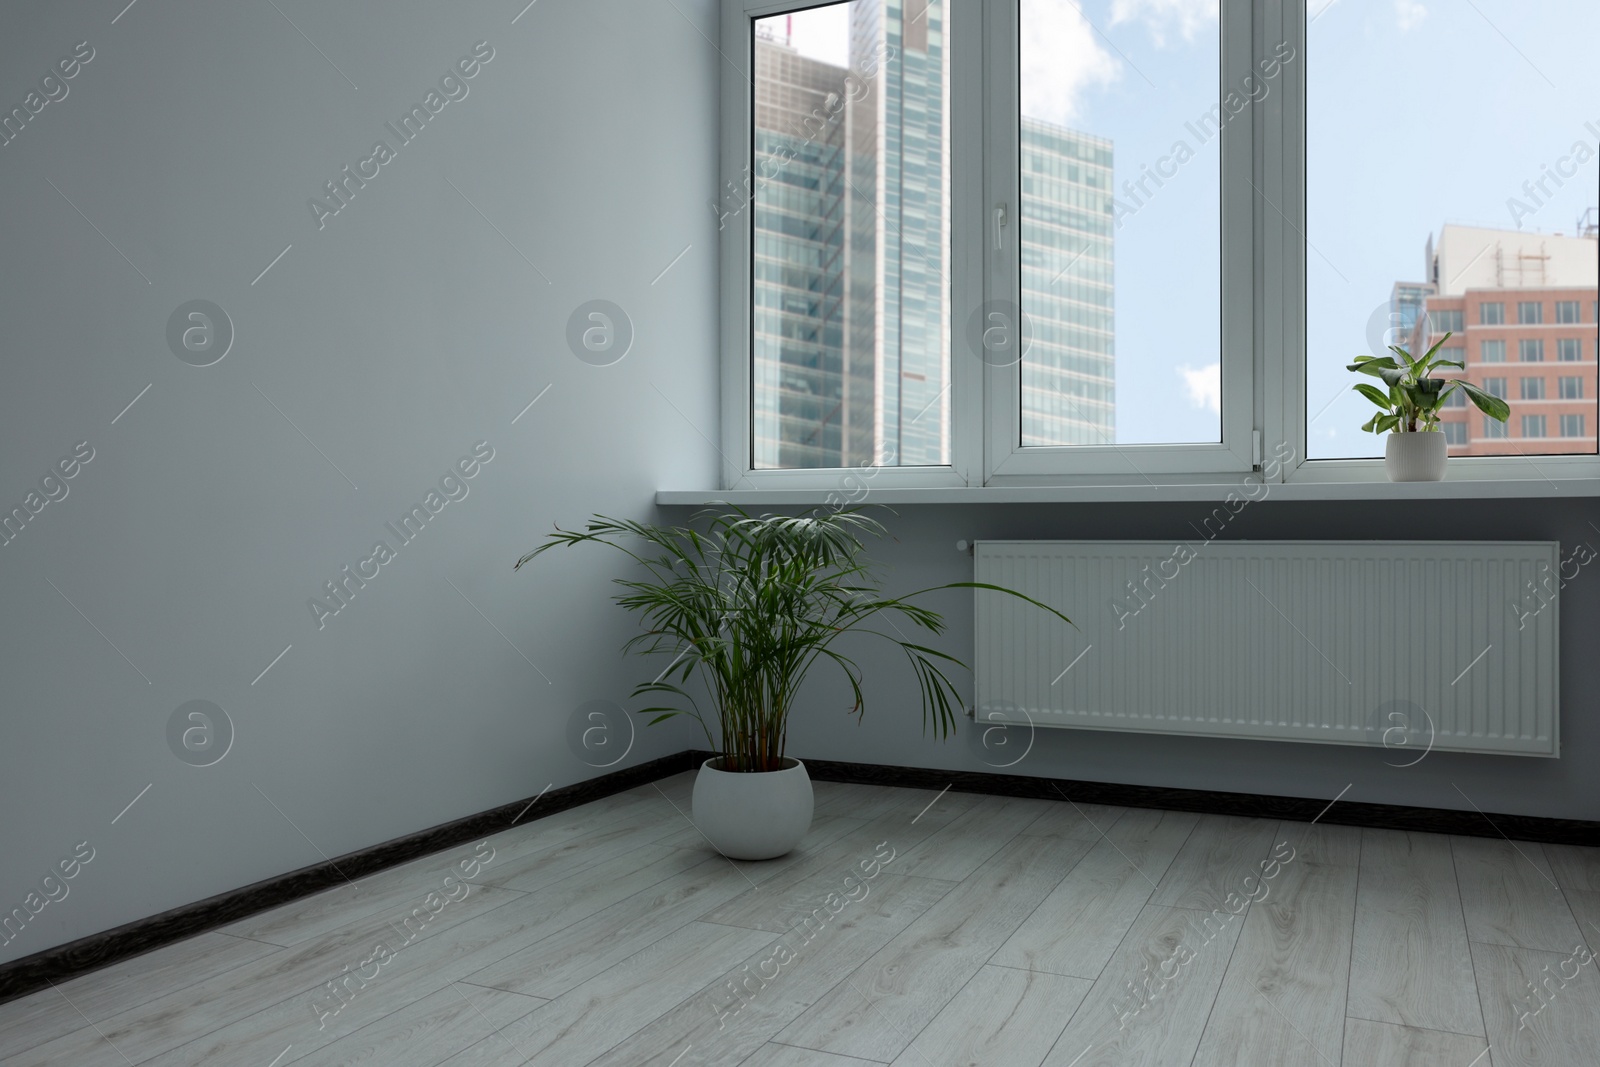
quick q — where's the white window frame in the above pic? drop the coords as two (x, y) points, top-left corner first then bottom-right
(714, 0), (1600, 495)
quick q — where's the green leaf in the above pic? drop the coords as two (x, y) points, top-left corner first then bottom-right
(1353, 383), (1391, 409)
(1456, 380), (1511, 422)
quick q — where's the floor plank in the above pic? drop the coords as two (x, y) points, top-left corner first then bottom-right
(1040, 903), (1247, 1067)
(1190, 859), (1358, 1067)
(463, 854), (755, 998)
(290, 982), (544, 1066)
(1341, 1017), (1489, 1067)
(0, 932), (280, 1060)
(889, 794), (1056, 882)
(1543, 844), (1600, 892)
(886, 964), (1091, 1067)
(434, 921), (776, 1066)
(1452, 837), (1583, 952)
(1469, 939), (1600, 1067)
(1348, 829), (1483, 1037)
(1017, 800), (1131, 842)
(1148, 813), (1283, 912)
(773, 833), (1090, 1062)
(989, 807), (1200, 979)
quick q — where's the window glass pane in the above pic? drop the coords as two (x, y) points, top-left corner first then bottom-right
(1557, 300), (1581, 323)
(1523, 414), (1547, 438)
(750, 0), (950, 469)
(1560, 376), (1584, 399)
(1484, 376), (1507, 399)
(1483, 415), (1508, 438)
(1018, 0), (1222, 446)
(1521, 377), (1545, 400)
(1558, 337), (1582, 361)
(1442, 421), (1468, 445)
(1561, 414), (1586, 437)
(1306, 2), (1598, 459)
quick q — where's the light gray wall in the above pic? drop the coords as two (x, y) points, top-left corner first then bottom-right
(0, 0), (715, 962)
(759, 498), (1600, 824)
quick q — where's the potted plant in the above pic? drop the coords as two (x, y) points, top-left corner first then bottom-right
(1348, 332), (1509, 481)
(516, 508), (1070, 860)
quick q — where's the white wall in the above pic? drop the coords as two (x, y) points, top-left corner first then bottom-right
(0, 0), (717, 962)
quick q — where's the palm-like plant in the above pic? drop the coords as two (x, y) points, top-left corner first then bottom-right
(1348, 331), (1509, 433)
(516, 508), (1070, 773)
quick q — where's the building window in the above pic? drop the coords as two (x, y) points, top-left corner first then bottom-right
(1480, 339), (1506, 363)
(1523, 415), (1548, 438)
(1480, 302), (1504, 325)
(1521, 377), (1546, 400)
(1561, 414), (1586, 437)
(1483, 377), (1507, 399)
(1556, 300), (1582, 324)
(1442, 421), (1467, 445)
(1483, 416), (1508, 438)
(1520, 339), (1545, 362)
(1558, 338), (1583, 361)
(1560, 376), (1584, 400)
(1442, 387), (1467, 408)
(1428, 308), (1464, 334)
(1518, 301), (1545, 325)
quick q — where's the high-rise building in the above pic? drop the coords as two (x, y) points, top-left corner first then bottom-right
(1398, 222), (1598, 456)
(750, 1), (1114, 469)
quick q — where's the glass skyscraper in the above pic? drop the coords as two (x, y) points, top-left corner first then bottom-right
(752, 0), (1114, 468)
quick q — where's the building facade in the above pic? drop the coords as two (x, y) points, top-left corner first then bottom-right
(750, 1), (1115, 469)
(1396, 223), (1598, 456)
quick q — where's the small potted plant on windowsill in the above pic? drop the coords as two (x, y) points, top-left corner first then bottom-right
(1348, 331), (1510, 481)
(516, 508), (1070, 860)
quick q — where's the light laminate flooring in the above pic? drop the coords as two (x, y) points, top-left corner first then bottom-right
(3, 774), (1597, 1066)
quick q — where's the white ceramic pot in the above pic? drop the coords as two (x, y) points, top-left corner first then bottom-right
(690, 756), (814, 860)
(1385, 431), (1447, 482)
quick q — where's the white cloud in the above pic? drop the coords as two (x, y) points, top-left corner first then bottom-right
(1020, 0), (1122, 127)
(1395, 0), (1426, 31)
(1179, 362), (1222, 413)
(1110, 0), (1218, 46)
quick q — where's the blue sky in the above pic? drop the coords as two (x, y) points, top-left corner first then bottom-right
(780, 0), (1600, 458)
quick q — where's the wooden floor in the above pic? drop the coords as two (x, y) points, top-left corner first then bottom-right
(4, 775), (1600, 1066)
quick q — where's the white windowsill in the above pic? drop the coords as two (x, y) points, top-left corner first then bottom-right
(657, 477), (1600, 507)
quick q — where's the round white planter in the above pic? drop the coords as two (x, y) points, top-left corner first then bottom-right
(691, 756), (814, 860)
(1385, 431), (1447, 482)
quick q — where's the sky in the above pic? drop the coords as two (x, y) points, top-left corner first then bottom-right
(765, 0), (1600, 458)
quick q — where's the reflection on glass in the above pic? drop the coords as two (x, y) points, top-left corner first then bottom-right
(749, 1), (950, 469)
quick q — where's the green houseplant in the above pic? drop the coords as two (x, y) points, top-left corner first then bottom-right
(516, 507), (1070, 858)
(1348, 331), (1509, 481)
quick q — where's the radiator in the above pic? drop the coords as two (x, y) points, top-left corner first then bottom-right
(974, 541), (1560, 757)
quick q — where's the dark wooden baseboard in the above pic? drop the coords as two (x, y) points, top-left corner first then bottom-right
(798, 757), (1600, 846)
(0, 750), (701, 1007)
(7, 748), (1596, 1007)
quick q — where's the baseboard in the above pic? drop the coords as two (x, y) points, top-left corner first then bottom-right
(7, 747), (1594, 1007)
(799, 757), (1600, 846)
(0, 750), (701, 1007)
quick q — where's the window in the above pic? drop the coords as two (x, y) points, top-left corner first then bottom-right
(1521, 377), (1545, 400)
(721, 0), (1600, 489)
(748, 0), (951, 470)
(1562, 414), (1587, 437)
(1442, 387), (1466, 408)
(1483, 377), (1507, 400)
(1442, 421), (1467, 445)
(1427, 308), (1464, 334)
(1483, 416), (1508, 438)
(1523, 415), (1548, 438)
(1560, 376), (1584, 400)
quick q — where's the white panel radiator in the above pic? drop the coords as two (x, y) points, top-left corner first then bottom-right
(974, 541), (1560, 757)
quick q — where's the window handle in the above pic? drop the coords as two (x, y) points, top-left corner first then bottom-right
(994, 203), (1007, 250)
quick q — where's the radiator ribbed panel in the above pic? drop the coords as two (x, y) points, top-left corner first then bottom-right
(974, 541), (1559, 757)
